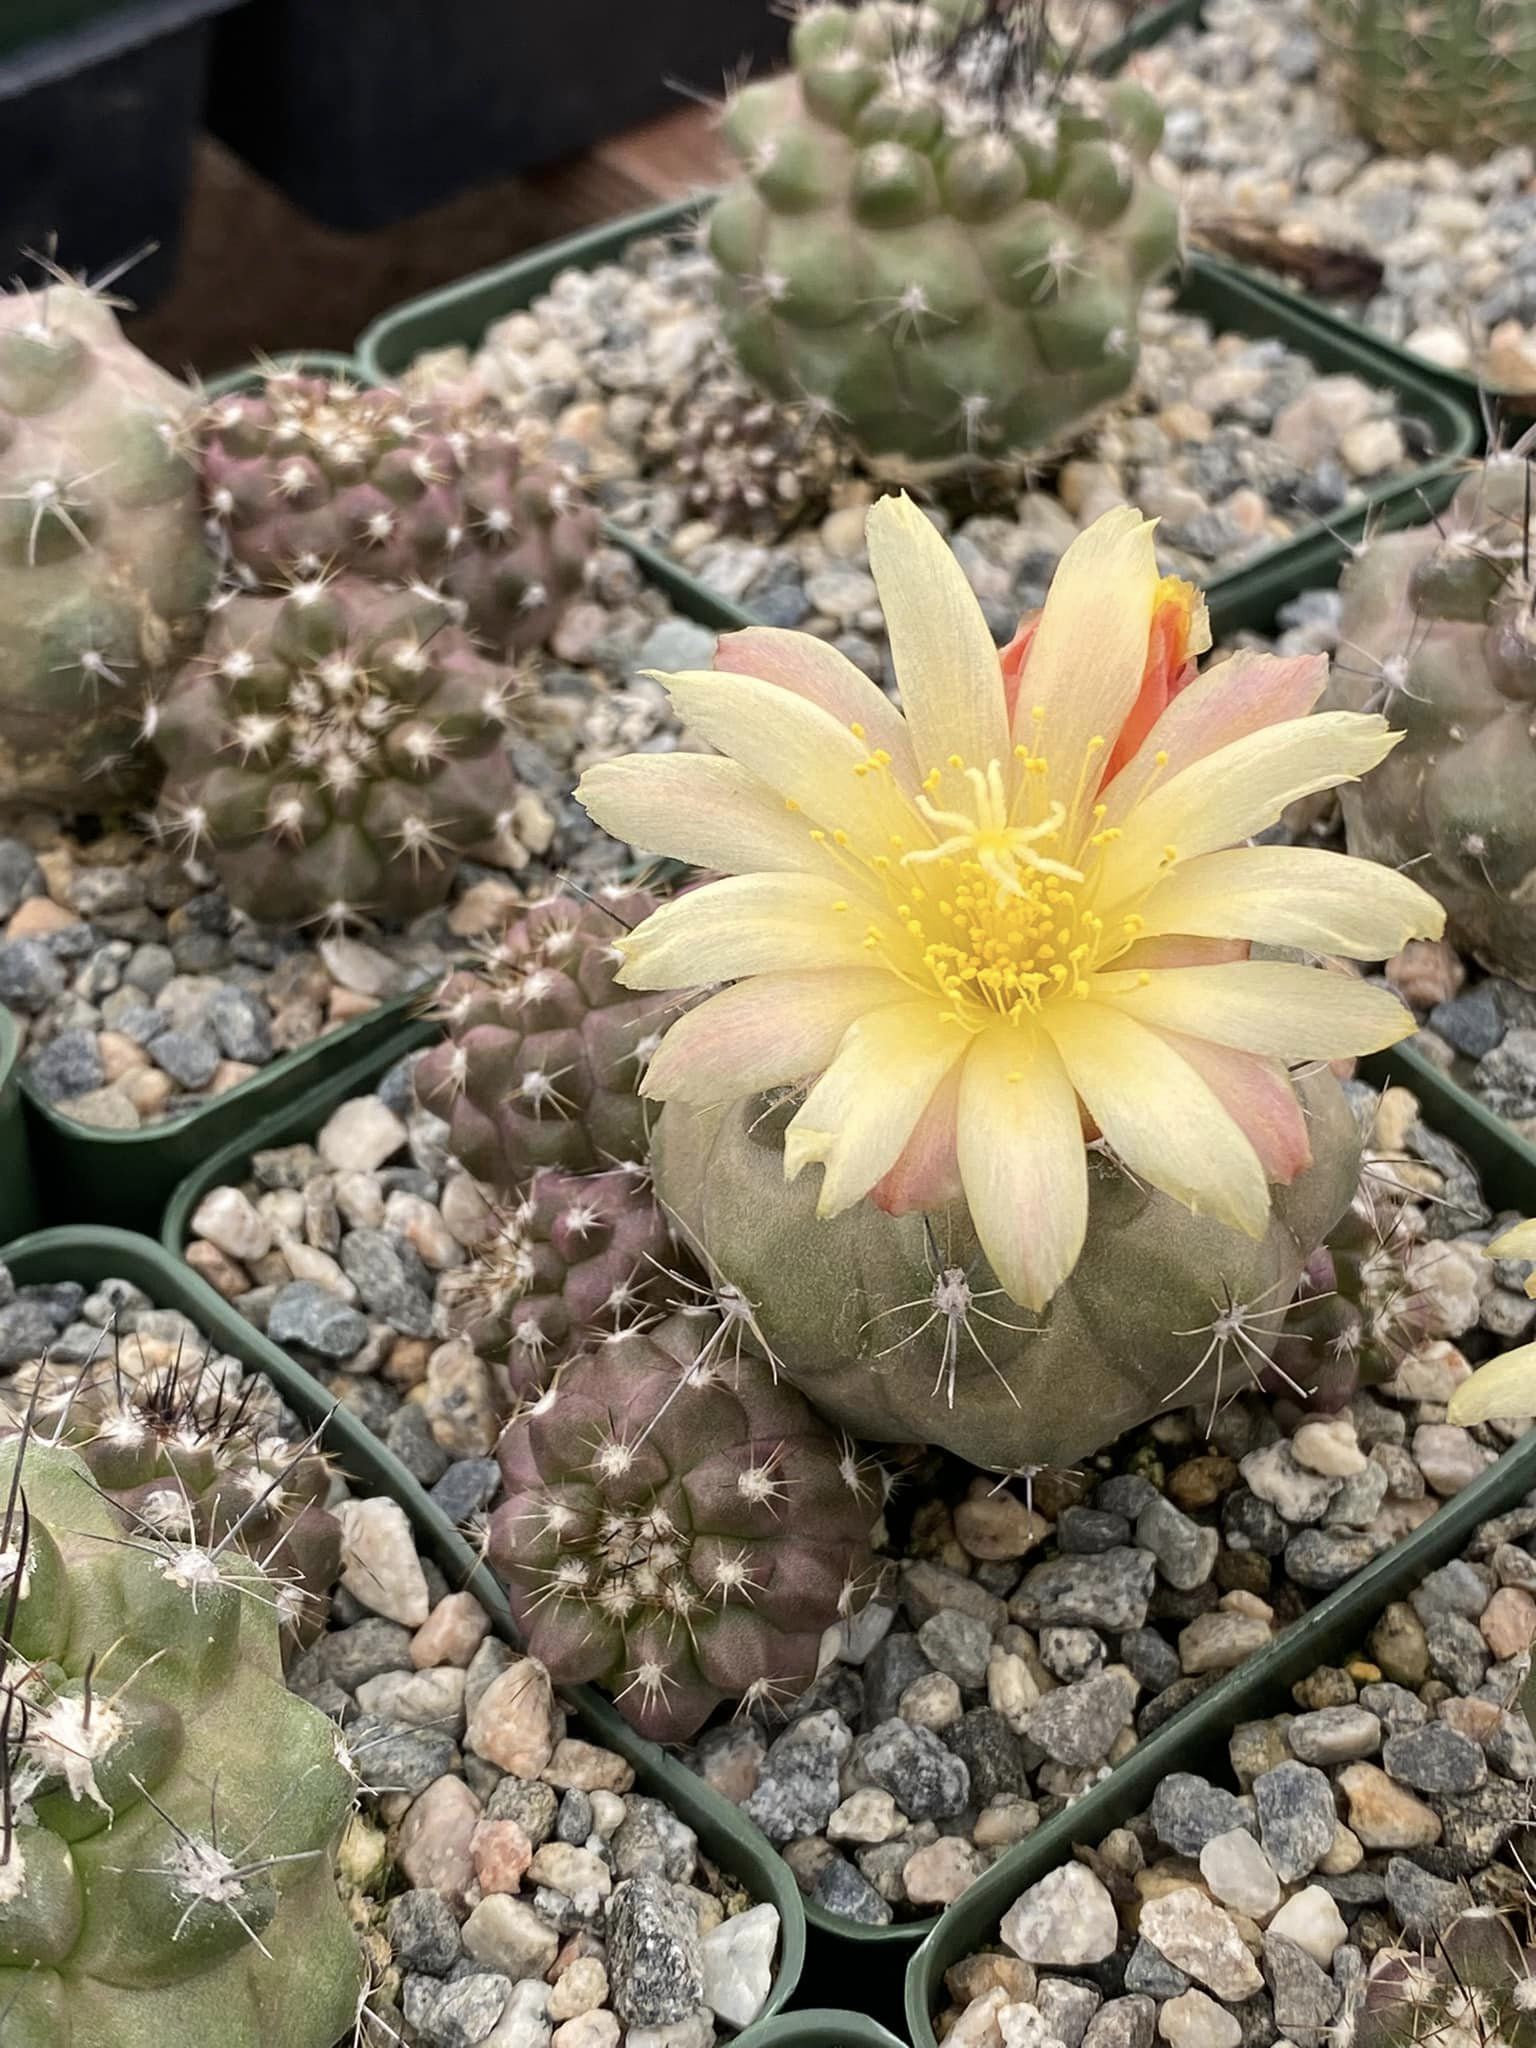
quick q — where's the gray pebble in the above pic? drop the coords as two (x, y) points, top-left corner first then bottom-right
(851, 1718), (970, 1821)
(268, 1281), (369, 1360)
(149, 1029), (220, 1089)
(1150, 1773), (1254, 1856)
(1255, 1761), (1337, 1882)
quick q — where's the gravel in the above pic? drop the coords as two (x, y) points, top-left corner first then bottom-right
(939, 1491), (1536, 2048)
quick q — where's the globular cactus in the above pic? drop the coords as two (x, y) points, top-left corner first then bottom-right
(1358, 1908), (1536, 2048)
(0, 282), (214, 811)
(651, 1071), (1362, 1473)
(708, 0), (1180, 479)
(1323, 447), (1536, 989)
(642, 368), (844, 540)
(2, 1331), (340, 1648)
(490, 1312), (883, 1741)
(0, 1427), (361, 2048)
(148, 574), (528, 927)
(437, 1165), (676, 1393)
(1313, 0), (1536, 162)
(199, 372), (599, 658)
(417, 887), (680, 1194)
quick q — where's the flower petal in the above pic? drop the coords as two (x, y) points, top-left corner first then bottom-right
(783, 1001), (968, 1216)
(1447, 1346), (1536, 1426)
(1100, 652), (1329, 824)
(1096, 711), (1401, 909)
(1134, 845), (1446, 957)
(1091, 960), (1418, 1059)
(617, 873), (894, 989)
(641, 969), (903, 1104)
(1006, 506), (1160, 801)
(956, 1022), (1088, 1313)
(661, 668), (923, 854)
(1143, 1026), (1312, 1184)
(1044, 1000), (1270, 1237)
(871, 1061), (963, 1215)
(714, 625), (919, 789)
(865, 493), (1012, 795)
(578, 753), (841, 879)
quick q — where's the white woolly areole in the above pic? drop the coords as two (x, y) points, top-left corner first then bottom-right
(29, 1695), (125, 1811)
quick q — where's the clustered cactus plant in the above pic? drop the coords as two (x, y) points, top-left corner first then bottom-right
(198, 371), (600, 658)
(415, 885), (680, 1192)
(0, 281), (214, 812)
(148, 576), (529, 926)
(0, 1423), (360, 2048)
(1313, 0), (1536, 161)
(436, 1162), (675, 1392)
(490, 1313), (883, 1741)
(709, 0), (1181, 477)
(1323, 444), (1536, 990)
(1358, 1906), (1536, 2048)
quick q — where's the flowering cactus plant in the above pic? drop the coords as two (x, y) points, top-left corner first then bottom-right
(580, 497), (1443, 1316)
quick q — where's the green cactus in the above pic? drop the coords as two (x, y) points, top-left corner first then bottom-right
(1358, 1907), (1536, 2048)
(437, 1163), (676, 1394)
(490, 1311), (884, 1741)
(1323, 448), (1536, 989)
(1313, 0), (1536, 162)
(0, 282), (214, 812)
(649, 1069), (1362, 1473)
(0, 1428), (361, 2048)
(416, 887), (681, 1193)
(707, 0), (1180, 480)
(148, 573), (529, 927)
(199, 372), (599, 658)
(1, 1330), (340, 1649)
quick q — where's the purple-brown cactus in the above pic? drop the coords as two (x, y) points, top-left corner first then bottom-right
(417, 887), (680, 1194)
(437, 1164), (675, 1394)
(149, 574), (527, 926)
(491, 1313), (883, 1741)
(199, 373), (599, 658)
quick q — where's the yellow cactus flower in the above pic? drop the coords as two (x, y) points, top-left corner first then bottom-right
(1448, 1345), (1536, 1425)
(578, 496), (1445, 1311)
(1488, 1220), (1536, 1298)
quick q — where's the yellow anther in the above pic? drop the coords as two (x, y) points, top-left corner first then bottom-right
(923, 768), (942, 793)
(850, 721), (865, 738)
(1087, 735), (1105, 753)
(947, 753), (965, 769)
(785, 797), (801, 812)
(833, 828), (850, 846)
(1138, 971), (1152, 986)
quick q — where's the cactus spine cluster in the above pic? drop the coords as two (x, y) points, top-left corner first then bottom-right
(0, 1424), (360, 2048)
(1313, 0), (1536, 162)
(1358, 1906), (1536, 2048)
(416, 887), (680, 1193)
(148, 576), (528, 927)
(199, 372), (600, 659)
(1323, 446), (1536, 990)
(491, 1313), (882, 1742)
(708, 0), (1180, 479)
(0, 282), (214, 813)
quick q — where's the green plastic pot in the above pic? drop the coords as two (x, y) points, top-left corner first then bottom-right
(751, 2014), (907, 2047)
(0, 1219), (806, 2037)
(902, 1295), (1536, 2045)
(355, 196), (1476, 607)
(16, 517), (756, 1233)
(203, 349), (362, 397)
(159, 1021), (1536, 1998)
(0, 1007), (37, 1245)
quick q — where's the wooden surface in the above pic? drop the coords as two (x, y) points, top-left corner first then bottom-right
(124, 106), (729, 380)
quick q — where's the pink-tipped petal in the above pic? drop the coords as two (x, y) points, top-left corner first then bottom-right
(1100, 652), (1329, 825)
(1112, 935), (1252, 972)
(871, 1061), (963, 1214)
(715, 625), (920, 789)
(1144, 1026), (1312, 1184)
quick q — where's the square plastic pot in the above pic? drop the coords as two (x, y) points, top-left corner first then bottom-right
(356, 196), (1478, 609)
(0, 0), (242, 309)
(159, 1023), (1536, 2011)
(0, 1007), (37, 1246)
(901, 1281), (1536, 2045)
(15, 523), (757, 1234)
(204, 0), (793, 235)
(0, 1217), (807, 2036)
